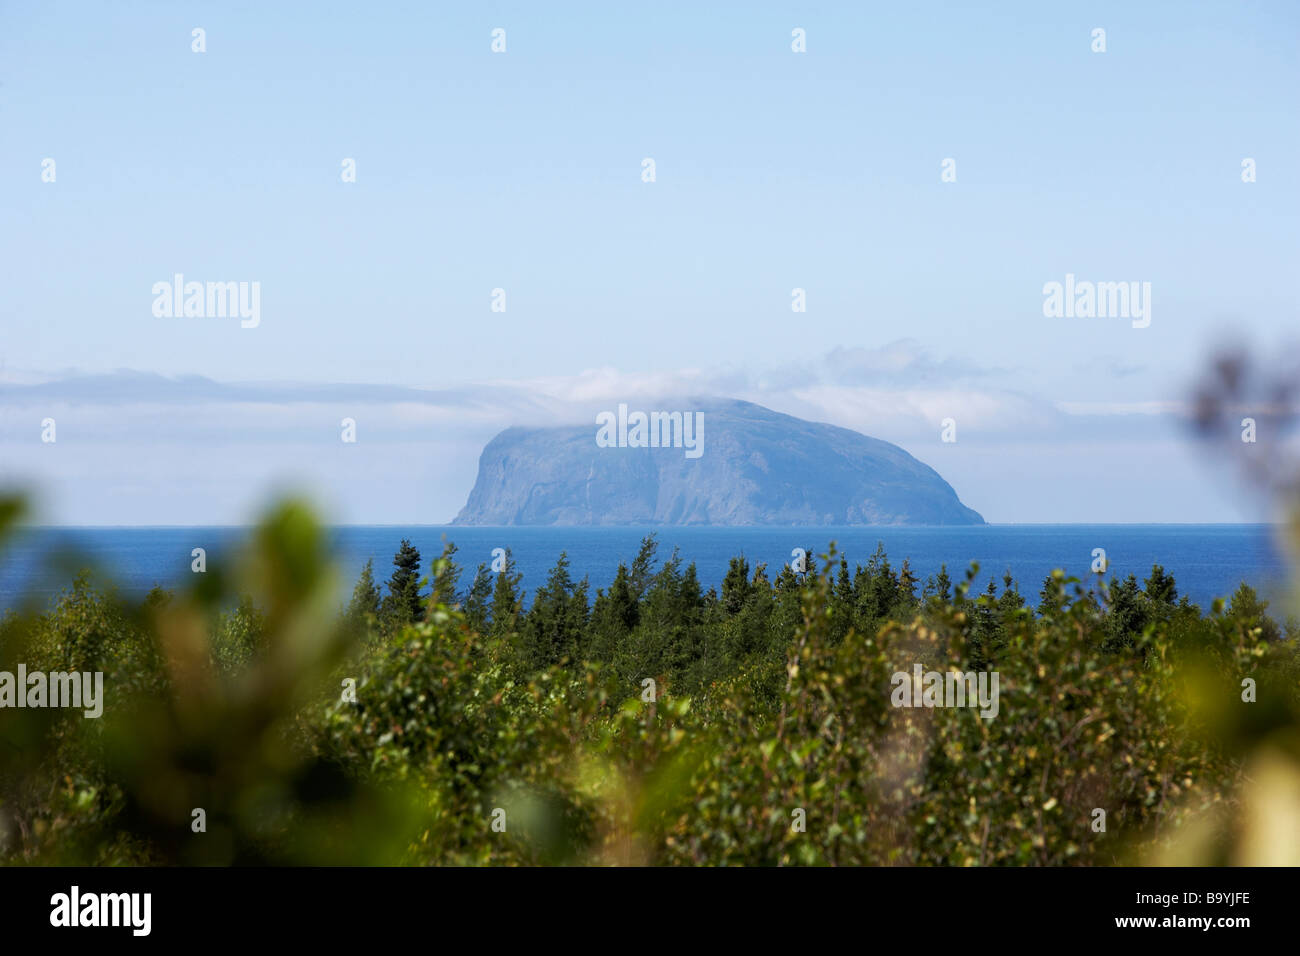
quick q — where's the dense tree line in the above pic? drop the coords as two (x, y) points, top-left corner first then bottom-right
(339, 535), (1296, 700)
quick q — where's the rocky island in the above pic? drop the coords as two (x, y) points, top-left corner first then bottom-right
(452, 398), (984, 526)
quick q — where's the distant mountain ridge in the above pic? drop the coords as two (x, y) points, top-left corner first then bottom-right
(452, 398), (984, 526)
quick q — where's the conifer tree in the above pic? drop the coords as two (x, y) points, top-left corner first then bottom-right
(1144, 564), (1178, 606)
(898, 558), (919, 612)
(628, 534), (659, 602)
(721, 556), (751, 616)
(428, 541), (461, 617)
(489, 548), (523, 640)
(520, 552), (586, 669)
(462, 562), (493, 634)
(345, 558), (381, 630)
(380, 539), (423, 632)
(1037, 572), (1067, 617)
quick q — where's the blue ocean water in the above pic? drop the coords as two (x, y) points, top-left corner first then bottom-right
(0, 525), (1292, 615)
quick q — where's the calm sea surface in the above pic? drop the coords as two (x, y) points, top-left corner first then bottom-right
(0, 525), (1292, 614)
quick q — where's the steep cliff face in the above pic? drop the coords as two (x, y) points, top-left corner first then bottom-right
(452, 399), (984, 526)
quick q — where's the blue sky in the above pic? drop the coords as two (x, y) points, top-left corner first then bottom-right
(1, 1), (1298, 524)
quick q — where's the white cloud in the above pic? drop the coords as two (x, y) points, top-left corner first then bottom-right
(0, 346), (1247, 524)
